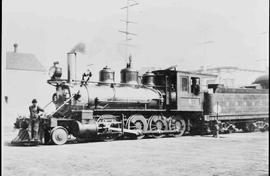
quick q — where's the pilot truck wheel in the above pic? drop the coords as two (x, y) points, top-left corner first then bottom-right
(51, 126), (68, 145)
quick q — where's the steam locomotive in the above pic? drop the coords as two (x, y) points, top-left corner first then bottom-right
(19, 52), (269, 145)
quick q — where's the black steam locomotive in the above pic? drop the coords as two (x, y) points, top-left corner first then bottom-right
(16, 53), (269, 145)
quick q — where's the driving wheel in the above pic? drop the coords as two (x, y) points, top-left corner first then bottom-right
(168, 116), (186, 137)
(148, 115), (168, 138)
(127, 114), (147, 139)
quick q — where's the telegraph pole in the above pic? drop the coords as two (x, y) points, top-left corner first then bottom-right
(119, 0), (139, 63)
(199, 27), (214, 66)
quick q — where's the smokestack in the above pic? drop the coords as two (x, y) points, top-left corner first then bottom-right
(67, 52), (77, 83)
(13, 43), (18, 53)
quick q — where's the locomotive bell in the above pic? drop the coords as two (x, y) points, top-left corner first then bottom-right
(142, 71), (155, 87)
(99, 66), (115, 85)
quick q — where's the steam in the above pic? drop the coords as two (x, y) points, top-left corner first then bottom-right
(70, 42), (86, 53)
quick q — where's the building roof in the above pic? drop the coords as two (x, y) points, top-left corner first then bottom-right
(6, 52), (46, 72)
(193, 66), (266, 73)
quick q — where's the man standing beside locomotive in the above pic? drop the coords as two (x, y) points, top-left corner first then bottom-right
(213, 119), (220, 138)
(29, 99), (44, 142)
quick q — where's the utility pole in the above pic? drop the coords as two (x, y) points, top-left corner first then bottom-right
(119, 0), (139, 63)
(199, 27), (214, 67)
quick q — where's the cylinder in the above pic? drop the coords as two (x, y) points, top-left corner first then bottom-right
(120, 67), (139, 85)
(67, 52), (76, 83)
(99, 66), (115, 84)
(142, 72), (155, 87)
(70, 121), (97, 138)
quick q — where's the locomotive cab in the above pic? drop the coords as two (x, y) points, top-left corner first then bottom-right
(177, 72), (217, 111)
(153, 69), (217, 111)
(177, 72), (202, 111)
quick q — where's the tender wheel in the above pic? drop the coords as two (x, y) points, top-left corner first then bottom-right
(247, 123), (256, 132)
(242, 123), (256, 132)
(127, 114), (147, 139)
(51, 126), (68, 145)
(261, 123), (269, 132)
(227, 127), (234, 134)
(148, 115), (168, 138)
(254, 121), (269, 132)
(226, 124), (236, 134)
(168, 116), (186, 137)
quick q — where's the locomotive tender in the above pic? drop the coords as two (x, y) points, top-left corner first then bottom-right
(38, 52), (268, 145)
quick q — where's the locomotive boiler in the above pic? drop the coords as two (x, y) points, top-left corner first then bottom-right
(51, 54), (163, 116)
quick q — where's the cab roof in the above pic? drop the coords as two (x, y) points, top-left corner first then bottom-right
(152, 69), (217, 78)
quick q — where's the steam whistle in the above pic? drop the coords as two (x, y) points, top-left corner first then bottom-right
(127, 55), (132, 68)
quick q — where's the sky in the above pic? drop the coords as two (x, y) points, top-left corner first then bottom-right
(2, 0), (269, 81)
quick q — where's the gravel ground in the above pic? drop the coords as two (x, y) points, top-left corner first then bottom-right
(2, 128), (269, 176)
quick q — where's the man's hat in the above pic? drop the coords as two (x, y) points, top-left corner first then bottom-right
(32, 99), (37, 103)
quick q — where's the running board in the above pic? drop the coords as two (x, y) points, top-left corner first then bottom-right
(143, 130), (180, 135)
(108, 127), (180, 136)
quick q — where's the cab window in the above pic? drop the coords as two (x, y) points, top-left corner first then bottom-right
(191, 77), (200, 95)
(181, 77), (189, 92)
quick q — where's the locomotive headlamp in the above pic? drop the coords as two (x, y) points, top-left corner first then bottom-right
(49, 61), (62, 80)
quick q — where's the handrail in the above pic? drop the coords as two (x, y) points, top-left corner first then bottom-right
(48, 79), (167, 88)
(42, 100), (53, 110)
